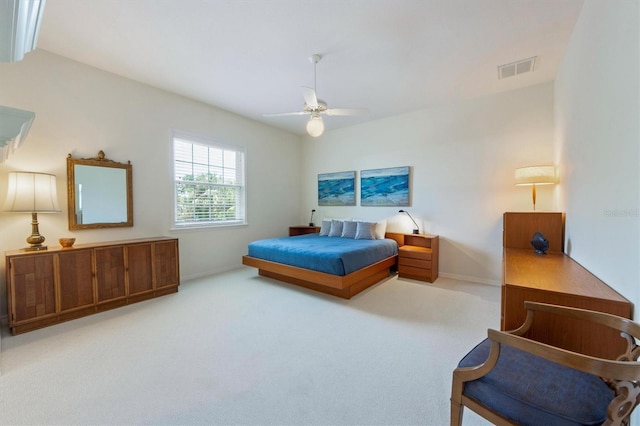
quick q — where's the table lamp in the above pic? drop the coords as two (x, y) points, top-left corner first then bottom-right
(515, 165), (557, 211)
(398, 209), (420, 234)
(3, 171), (60, 251)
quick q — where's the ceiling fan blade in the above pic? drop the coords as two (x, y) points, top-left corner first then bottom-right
(263, 111), (309, 117)
(301, 86), (318, 109)
(325, 108), (369, 116)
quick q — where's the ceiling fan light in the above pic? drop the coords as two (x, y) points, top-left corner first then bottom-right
(306, 116), (324, 137)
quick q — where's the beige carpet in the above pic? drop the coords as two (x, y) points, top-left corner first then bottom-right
(0, 267), (498, 425)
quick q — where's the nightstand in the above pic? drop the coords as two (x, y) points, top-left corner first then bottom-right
(398, 234), (439, 282)
(289, 226), (320, 236)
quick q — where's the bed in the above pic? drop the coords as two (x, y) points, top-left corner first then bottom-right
(242, 221), (402, 299)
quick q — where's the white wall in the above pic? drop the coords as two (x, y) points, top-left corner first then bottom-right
(555, 0), (639, 314)
(301, 82), (557, 285)
(0, 50), (301, 318)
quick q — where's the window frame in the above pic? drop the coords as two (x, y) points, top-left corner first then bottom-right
(171, 130), (247, 229)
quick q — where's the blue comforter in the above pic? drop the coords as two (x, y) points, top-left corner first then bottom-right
(247, 234), (398, 276)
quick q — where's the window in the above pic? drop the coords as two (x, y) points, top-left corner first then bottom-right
(173, 133), (246, 228)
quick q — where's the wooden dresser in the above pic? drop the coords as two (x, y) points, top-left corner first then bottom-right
(501, 212), (632, 359)
(6, 237), (180, 335)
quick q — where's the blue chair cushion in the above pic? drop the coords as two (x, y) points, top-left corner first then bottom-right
(458, 338), (615, 426)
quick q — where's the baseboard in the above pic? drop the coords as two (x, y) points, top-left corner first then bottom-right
(439, 272), (501, 287)
(180, 265), (245, 282)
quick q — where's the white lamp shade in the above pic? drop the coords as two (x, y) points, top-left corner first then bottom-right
(306, 116), (325, 137)
(514, 165), (558, 186)
(0, 0), (46, 63)
(3, 171), (60, 212)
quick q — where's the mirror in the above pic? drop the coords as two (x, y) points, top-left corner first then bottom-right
(67, 151), (133, 229)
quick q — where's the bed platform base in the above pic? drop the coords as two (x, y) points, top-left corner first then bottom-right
(242, 255), (398, 299)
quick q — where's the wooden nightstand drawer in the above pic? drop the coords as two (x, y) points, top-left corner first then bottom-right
(398, 245), (432, 260)
(398, 265), (432, 278)
(398, 257), (432, 269)
(289, 226), (320, 236)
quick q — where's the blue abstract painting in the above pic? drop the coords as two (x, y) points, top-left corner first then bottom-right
(318, 171), (356, 206)
(360, 166), (410, 206)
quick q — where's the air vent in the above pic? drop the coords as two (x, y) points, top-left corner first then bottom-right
(498, 57), (537, 79)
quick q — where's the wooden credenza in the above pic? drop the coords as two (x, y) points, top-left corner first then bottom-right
(6, 237), (180, 335)
(501, 212), (632, 359)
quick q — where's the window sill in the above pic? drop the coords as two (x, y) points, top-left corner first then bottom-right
(169, 222), (248, 233)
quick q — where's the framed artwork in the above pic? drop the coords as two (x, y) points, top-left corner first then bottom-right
(318, 171), (356, 206)
(360, 166), (410, 206)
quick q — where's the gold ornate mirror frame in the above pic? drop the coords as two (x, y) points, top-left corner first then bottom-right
(67, 150), (133, 230)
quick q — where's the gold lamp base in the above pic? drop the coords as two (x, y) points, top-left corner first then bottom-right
(23, 212), (48, 251)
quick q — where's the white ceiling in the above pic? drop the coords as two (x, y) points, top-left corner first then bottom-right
(36, 0), (584, 136)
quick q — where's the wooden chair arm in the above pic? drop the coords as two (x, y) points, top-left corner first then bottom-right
(488, 329), (640, 381)
(515, 301), (640, 339)
(453, 328), (640, 387)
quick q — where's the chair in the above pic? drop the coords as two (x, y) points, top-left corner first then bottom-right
(451, 301), (640, 426)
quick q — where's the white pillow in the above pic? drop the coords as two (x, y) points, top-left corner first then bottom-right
(375, 219), (387, 239)
(351, 219), (388, 239)
(355, 221), (377, 240)
(341, 221), (358, 238)
(328, 220), (344, 237)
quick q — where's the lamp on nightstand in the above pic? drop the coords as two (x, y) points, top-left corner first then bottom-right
(515, 165), (558, 211)
(398, 209), (420, 234)
(3, 171), (61, 251)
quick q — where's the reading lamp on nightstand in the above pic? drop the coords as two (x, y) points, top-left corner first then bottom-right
(398, 209), (420, 234)
(515, 165), (558, 211)
(3, 171), (60, 251)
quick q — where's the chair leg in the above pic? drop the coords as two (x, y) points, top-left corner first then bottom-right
(450, 399), (463, 426)
(451, 372), (465, 426)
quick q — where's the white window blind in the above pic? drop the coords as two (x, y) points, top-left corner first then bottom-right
(173, 135), (246, 227)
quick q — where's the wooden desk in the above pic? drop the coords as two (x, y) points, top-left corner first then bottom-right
(501, 212), (632, 359)
(503, 211), (565, 252)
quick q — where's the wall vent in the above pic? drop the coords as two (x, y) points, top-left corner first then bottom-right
(498, 56), (537, 79)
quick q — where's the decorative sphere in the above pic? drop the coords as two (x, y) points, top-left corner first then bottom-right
(530, 232), (549, 255)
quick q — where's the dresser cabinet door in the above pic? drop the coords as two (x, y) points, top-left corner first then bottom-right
(126, 243), (153, 295)
(95, 246), (126, 302)
(9, 254), (56, 324)
(154, 240), (179, 289)
(58, 249), (95, 311)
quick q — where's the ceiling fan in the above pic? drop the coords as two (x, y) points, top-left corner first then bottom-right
(263, 54), (368, 137)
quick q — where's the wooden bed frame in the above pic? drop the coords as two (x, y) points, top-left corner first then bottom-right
(242, 232), (404, 299)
